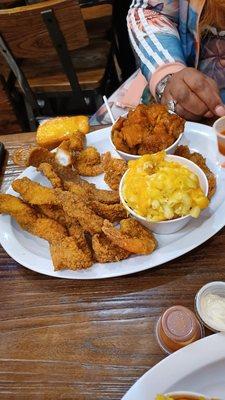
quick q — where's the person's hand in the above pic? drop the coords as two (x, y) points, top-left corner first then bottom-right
(161, 67), (225, 121)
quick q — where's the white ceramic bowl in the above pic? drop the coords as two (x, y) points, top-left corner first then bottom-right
(165, 391), (210, 399)
(110, 114), (184, 162)
(119, 155), (209, 235)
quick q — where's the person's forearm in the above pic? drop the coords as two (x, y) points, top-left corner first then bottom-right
(127, 1), (186, 96)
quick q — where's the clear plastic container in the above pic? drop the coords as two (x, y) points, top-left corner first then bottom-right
(195, 281), (225, 332)
(155, 305), (205, 354)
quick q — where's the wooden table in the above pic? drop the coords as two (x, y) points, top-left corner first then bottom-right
(0, 130), (225, 400)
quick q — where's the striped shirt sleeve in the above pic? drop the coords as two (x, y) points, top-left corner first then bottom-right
(127, 0), (187, 96)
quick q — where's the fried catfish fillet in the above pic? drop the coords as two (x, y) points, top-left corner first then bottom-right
(67, 221), (93, 261)
(50, 237), (92, 270)
(92, 233), (130, 263)
(102, 218), (157, 255)
(12, 177), (60, 206)
(102, 152), (127, 191)
(0, 194), (93, 270)
(38, 163), (63, 188)
(0, 194), (67, 242)
(62, 199), (104, 235)
(175, 145), (216, 199)
(36, 205), (67, 226)
(65, 180), (120, 204)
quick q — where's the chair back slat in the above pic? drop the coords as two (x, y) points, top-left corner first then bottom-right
(0, 0), (89, 58)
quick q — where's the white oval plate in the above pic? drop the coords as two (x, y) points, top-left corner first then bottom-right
(0, 122), (225, 279)
(122, 333), (225, 399)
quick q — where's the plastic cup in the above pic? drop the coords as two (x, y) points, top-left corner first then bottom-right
(213, 116), (225, 155)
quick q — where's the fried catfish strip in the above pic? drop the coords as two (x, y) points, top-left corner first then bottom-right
(38, 163), (63, 188)
(65, 180), (120, 204)
(0, 193), (37, 230)
(67, 222), (92, 261)
(102, 218), (157, 255)
(92, 233), (130, 263)
(37, 205), (67, 226)
(74, 147), (103, 176)
(61, 196), (104, 235)
(32, 217), (67, 243)
(12, 177), (60, 206)
(50, 237), (93, 271)
(175, 145), (216, 200)
(89, 201), (127, 223)
(0, 194), (67, 242)
(102, 152), (127, 191)
(0, 194), (93, 270)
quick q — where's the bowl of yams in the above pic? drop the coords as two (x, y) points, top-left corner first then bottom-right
(111, 104), (185, 161)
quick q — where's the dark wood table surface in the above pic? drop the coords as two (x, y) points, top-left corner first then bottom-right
(0, 129), (225, 400)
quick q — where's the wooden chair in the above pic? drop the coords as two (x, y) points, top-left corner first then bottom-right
(0, 0), (119, 130)
(0, 74), (23, 133)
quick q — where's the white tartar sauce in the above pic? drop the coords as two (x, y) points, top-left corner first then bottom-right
(201, 293), (225, 331)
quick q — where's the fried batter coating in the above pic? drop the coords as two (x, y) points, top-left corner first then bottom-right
(50, 237), (93, 271)
(65, 180), (120, 204)
(12, 177), (59, 206)
(90, 201), (127, 222)
(102, 218), (157, 255)
(38, 163), (63, 188)
(111, 104), (184, 155)
(74, 147), (103, 176)
(175, 145), (216, 200)
(102, 152), (127, 190)
(92, 233), (130, 263)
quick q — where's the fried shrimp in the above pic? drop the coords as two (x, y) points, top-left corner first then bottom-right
(102, 152), (127, 190)
(175, 145), (216, 200)
(102, 218), (157, 254)
(74, 147), (103, 176)
(69, 131), (85, 151)
(92, 233), (130, 263)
